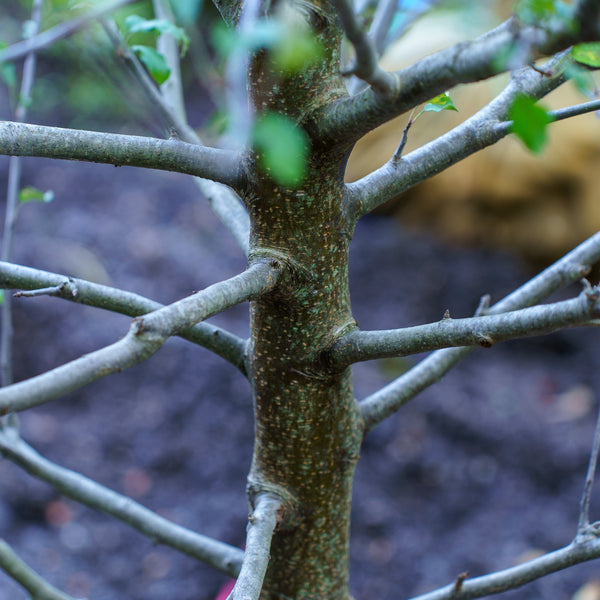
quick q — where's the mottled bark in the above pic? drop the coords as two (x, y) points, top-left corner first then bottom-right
(244, 2), (363, 597)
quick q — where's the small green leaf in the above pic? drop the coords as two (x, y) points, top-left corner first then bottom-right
(422, 92), (458, 114)
(271, 29), (323, 73)
(132, 45), (171, 84)
(0, 290), (4, 305)
(253, 113), (309, 187)
(125, 15), (190, 56)
(572, 43), (600, 68)
(509, 95), (551, 154)
(19, 186), (54, 204)
(0, 41), (16, 90)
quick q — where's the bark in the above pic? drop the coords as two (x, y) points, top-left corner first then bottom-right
(243, 2), (363, 597)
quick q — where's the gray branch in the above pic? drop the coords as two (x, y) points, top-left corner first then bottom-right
(408, 531), (600, 600)
(345, 52), (569, 221)
(0, 0), (137, 64)
(314, 5), (599, 146)
(360, 229), (600, 432)
(0, 537), (78, 600)
(0, 260), (282, 414)
(228, 494), (281, 600)
(101, 21), (250, 254)
(578, 404), (600, 533)
(0, 261), (248, 373)
(329, 286), (600, 368)
(0, 122), (244, 189)
(0, 428), (243, 578)
(331, 0), (397, 96)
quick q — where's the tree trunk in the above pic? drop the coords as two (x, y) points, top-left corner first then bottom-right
(245, 3), (363, 597)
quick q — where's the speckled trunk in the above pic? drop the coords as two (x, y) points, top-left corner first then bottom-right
(243, 2), (363, 598)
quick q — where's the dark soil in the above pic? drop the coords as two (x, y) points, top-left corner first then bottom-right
(1, 153), (600, 600)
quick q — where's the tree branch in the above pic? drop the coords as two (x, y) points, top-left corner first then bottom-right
(345, 52), (569, 221)
(0, 0), (137, 64)
(0, 260), (282, 414)
(0, 428), (243, 577)
(101, 20), (251, 254)
(0, 121), (245, 189)
(0, 261), (248, 374)
(331, 0), (398, 96)
(578, 403), (600, 533)
(228, 494), (281, 600)
(408, 530), (600, 600)
(360, 230), (600, 433)
(328, 285), (600, 368)
(0, 537), (78, 600)
(313, 6), (598, 146)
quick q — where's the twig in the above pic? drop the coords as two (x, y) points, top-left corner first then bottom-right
(360, 229), (600, 432)
(153, 0), (187, 124)
(408, 534), (600, 600)
(0, 0), (137, 64)
(328, 286), (600, 368)
(577, 402), (600, 534)
(228, 494), (281, 600)
(0, 260), (282, 414)
(0, 428), (243, 577)
(332, 0), (397, 96)
(1, 0), (43, 435)
(1, 262), (246, 372)
(392, 114), (415, 162)
(101, 20), (250, 254)
(0, 121), (244, 189)
(0, 538), (78, 600)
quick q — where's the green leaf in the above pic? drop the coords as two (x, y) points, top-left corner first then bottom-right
(270, 28), (323, 73)
(19, 186), (54, 204)
(0, 290), (4, 306)
(422, 92), (458, 114)
(516, 0), (576, 30)
(253, 113), (309, 187)
(0, 41), (16, 90)
(572, 43), (600, 68)
(509, 95), (551, 154)
(125, 15), (190, 56)
(564, 63), (595, 96)
(132, 45), (171, 84)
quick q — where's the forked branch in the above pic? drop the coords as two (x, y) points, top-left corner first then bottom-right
(0, 428), (243, 577)
(0, 261), (248, 373)
(360, 230), (600, 432)
(0, 260), (282, 414)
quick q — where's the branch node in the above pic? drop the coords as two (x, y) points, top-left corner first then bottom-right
(581, 278), (600, 302)
(452, 571), (469, 595)
(476, 334), (494, 348)
(474, 294), (491, 316)
(442, 309), (451, 320)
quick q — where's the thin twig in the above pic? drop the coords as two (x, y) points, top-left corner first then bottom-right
(392, 114), (414, 162)
(332, 0), (397, 96)
(102, 20), (251, 254)
(153, 0), (187, 123)
(0, 428), (244, 577)
(0, 261), (247, 373)
(228, 494), (281, 600)
(0, 538), (78, 600)
(577, 402), (600, 534)
(408, 534), (600, 600)
(0, 260), (282, 414)
(0, 0), (137, 64)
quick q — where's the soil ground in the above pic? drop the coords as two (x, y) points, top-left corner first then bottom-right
(1, 151), (600, 600)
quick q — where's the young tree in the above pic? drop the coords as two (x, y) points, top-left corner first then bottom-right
(1, 1), (600, 599)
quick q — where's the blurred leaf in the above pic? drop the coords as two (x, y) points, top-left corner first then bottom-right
(132, 45), (171, 84)
(572, 43), (600, 68)
(564, 63), (596, 96)
(0, 41), (16, 90)
(253, 113), (309, 187)
(213, 20), (281, 59)
(0, 290), (4, 306)
(516, 0), (576, 29)
(125, 15), (190, 56)
(509, 95), (551, 153)
(270, 27), (323, 73)
(19, 186), (54, 204)
(423, 92), (458, 113)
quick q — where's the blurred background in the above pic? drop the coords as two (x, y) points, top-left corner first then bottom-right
(2, 1), (600, 599)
